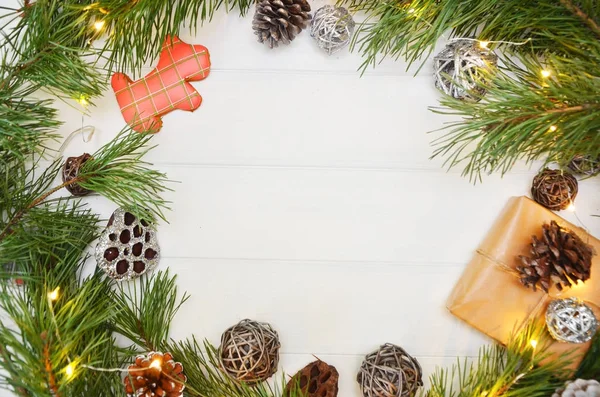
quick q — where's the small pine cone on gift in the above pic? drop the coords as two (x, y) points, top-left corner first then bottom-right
(517, 221), (596, 292)
(252, 0), (311, 48)
(552, 379), (600, 397)
(124, 352), (186, 397)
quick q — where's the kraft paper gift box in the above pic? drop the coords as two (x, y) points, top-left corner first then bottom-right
(447, 196), (600, 365)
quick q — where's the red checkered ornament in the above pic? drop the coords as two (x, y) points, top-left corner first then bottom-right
(112, 36), (211, 133)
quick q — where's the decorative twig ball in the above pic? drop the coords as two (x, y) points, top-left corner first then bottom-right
(546, 298), (598, 344)
(356, 343), (423, 397)
(310, 5), (355, 55)
(531, 168), (578, 211)
(552, 379), (600, 397)
(218, 319), (280, 384)
(124, 351), (186, 397)
(568, 155), (600, 176)
(95, 208), (160, 281)
(433, 39), (497, 101)
(284, 360), (339, 397)
(62, 153), (92, 196)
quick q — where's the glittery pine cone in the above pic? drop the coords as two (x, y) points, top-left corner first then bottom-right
(124, 352), (186, 397)
(252, 0), (311, 48)
(552, 379), (600, 397)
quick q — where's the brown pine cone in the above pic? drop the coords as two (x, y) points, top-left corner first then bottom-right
(252, 0), (311, 48)
(124, 352), (186, 397)
(517, 221), (596, 292)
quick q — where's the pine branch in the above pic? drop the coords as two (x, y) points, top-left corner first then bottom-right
(575, 332), (600, 380)
(167, 338), (306, 397)
(77, 128), (171, 222)
(424, 322), (572, 397)
(112, 270), (189, 353)
(559, 0), (600, 38)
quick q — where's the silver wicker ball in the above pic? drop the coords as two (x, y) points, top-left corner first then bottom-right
(433, 39), (498, 101)
(310, 5), (355, 55)
(546, 298), (598, 344)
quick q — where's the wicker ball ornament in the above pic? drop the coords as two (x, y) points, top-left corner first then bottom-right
(62, 153), (92, 196)
(546, 298), (598, 344)
(568, 155), (600, 176)
(552, 379), (600, 397)
(219, 319), (280, 384)
(310, 5), (355, 55)
(531, 168), (578, 211)
(95, 208), (160, 281)
(357, 343), (423, 397)
(433, 39), (497, 101)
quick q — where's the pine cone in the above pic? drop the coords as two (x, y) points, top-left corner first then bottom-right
(124, 352), (186, 397)
(552, 379), (600, 397)
(517, 221), (596, 292)
(252, 0), (311, 48)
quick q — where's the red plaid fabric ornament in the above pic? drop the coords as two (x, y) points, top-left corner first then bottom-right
(111, 35), (211, 133)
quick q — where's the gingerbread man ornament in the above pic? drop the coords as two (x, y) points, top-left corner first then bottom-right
(111, 36), (211, 132)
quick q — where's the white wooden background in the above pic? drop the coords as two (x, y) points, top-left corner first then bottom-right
(3, 1), (600, 395)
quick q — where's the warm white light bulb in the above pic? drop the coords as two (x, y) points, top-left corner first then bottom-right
(408, 8), (415, 13)
(94, 20), (105, 31)
(567, 203), (575, 212)
(541, 69), (551, 78)
(48, 287), (60, 301)
(65, 363), (75, 379)
(548, 125), (557, 132)
(77, 95), (89, 106)
(530, 339), (538, 349)
(150, 359), (162, 371)
(479, 41), (489, 49)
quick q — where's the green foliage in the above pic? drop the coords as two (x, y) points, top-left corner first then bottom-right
(78, 128), (172, 222)
(113, 270), (189, 353)
(576, 332), (600, 380)
(167, 338), (306, 397)
(425, 323), (573, 397)
(341, 0), (600, 178)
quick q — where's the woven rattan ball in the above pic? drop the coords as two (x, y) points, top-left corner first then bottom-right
(219, 319), (280, 384)
(568, 155), (600, 176)
(310, 5), (355, 55)
(62, 153), (92, 197)
(433, 39), (497, 101)
(356, 343), (423, 397)
(546, 298), (598, 344)
(531, 168), (578, 211)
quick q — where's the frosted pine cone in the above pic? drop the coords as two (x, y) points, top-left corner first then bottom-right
(552, 379), (600, 397)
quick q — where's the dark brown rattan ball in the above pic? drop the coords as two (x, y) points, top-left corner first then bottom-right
(218, 319), (280, 384)
(62, 153), (92, 196)
(531, 168), (578, 211)
(568, 155), (600, 176)
(356, 343), (423, 397)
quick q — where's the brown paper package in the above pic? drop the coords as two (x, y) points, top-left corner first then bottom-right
(447, 196), (600, 366)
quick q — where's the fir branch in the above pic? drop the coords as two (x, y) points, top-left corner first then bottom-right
(424, 322), (572, 397)
(559, 0), (600, 38)
(78, 128), (171, 222)
(167, 338), (306, 397)
(575, 332), (600, 380)
(112, 270), (189, 352)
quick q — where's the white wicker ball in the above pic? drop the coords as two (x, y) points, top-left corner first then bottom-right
(433, 39), (497, 101)
(310, 5), (355, 55)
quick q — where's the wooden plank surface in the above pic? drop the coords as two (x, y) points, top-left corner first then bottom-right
(2, 0), (600, 395)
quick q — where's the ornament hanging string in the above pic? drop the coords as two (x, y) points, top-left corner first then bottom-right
(55, 124), (95, 161)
